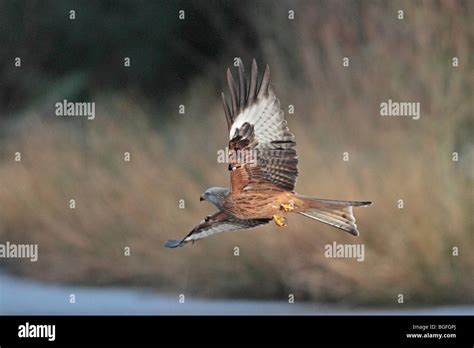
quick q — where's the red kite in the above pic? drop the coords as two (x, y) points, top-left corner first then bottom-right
(165, 59), (371, 248)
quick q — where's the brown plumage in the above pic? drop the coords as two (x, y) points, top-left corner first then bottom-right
(165, 59), (372, 248)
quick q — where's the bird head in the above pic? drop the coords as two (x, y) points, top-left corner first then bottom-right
(200, 187), (229, 209)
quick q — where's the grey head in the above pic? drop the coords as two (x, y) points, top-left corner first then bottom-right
(200, 187), (230, 210)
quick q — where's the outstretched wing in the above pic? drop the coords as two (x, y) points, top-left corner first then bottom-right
(221, 59), (298, 194)
(164, 211), (270, 248)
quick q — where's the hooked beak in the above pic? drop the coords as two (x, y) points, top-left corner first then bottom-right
(200, 195), (205, 202)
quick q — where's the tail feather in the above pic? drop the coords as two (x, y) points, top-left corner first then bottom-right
(296, 196), (372, 236)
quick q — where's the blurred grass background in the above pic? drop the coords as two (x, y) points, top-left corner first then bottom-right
(0, 0), (473, 306)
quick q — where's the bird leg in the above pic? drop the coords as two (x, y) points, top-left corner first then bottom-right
(280, 201), (295, 212)
(273, 214), (288, 227)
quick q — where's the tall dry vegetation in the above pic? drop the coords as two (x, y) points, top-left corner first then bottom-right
(0, 1), (472, 305)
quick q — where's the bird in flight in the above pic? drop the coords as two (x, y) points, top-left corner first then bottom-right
(165, 59), (371, 248)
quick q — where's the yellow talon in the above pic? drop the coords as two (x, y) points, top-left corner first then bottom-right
(273, 215), (288, 227)
(280, 202), (295, 212)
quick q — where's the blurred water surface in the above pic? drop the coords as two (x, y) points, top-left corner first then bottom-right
(1, 271), (472, 315)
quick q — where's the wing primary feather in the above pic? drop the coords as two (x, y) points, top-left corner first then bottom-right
(164, 239), (185, 248)
(248, 59), (258, 105)
(227, 68), (238, 115)
(221, 92), (233, 129)
(257, 64), (271, 99)
(237, 59), (246, 109)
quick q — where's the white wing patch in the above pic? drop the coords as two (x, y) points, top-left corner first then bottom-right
(229, 90), (294, 147)
(184, 220), (245, 242)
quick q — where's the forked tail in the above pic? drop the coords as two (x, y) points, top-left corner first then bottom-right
(295, 195), (372, 236)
